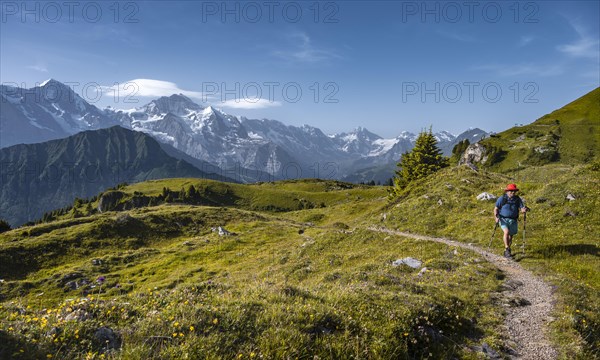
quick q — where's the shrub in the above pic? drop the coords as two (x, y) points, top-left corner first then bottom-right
(390, 129), (449, 197)
(0, 219), (11, 233)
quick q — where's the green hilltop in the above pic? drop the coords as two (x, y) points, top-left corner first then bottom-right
(1, 89), (599, 359)
(472, 87), (599, 172)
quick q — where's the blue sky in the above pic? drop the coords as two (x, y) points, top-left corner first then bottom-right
(1, 1), (598, 136)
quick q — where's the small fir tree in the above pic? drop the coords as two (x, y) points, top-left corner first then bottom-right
(0, 219), (11, 233)
(389, 128), (449, 198)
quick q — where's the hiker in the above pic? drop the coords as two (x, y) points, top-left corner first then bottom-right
(493, 183), (528, 259)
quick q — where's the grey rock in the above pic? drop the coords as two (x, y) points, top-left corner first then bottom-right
(94, 326), (121, 351)
(98, 191), (125, 213)
(481, 343), (502, 359)
(477, 192), (497, 201)
(392, 257), (422, 269)
(459, 142), (488, 166)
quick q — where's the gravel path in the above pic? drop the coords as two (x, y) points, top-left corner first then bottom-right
(370, 227), (558, 360)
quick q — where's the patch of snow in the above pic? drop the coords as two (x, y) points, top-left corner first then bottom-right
(397, 131), (416, 141)
(110, 107), (139, 115)
(39, 104), (73, 133)
(248, 131), (263, 140)
(201, 106), (215, 121)
(134, 127), (176, 144)
(368, 138), (399, 156)
(343, 133), (358, 142)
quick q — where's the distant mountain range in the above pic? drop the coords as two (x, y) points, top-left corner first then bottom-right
(1, 79), (487, 183)
(0, 126), (230, 226)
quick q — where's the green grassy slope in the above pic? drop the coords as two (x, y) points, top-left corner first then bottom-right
(375, 164), (599, 358)
(478, 87), (599, 172)
(0, 180), (508, 359)
(1, 162), (598, 358)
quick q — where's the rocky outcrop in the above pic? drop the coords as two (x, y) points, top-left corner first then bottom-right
(98, 191), (155, 213)
(459, 143), (488, 167)
(97, 191), (126, 213)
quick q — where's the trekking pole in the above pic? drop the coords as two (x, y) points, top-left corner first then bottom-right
(488, 221), (499, 251)
(522, 211), (527, 255)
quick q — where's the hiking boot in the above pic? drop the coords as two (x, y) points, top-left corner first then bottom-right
(504, 248), (513, 259)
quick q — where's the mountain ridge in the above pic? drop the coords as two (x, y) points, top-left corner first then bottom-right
(0, 126), (230, 226)
(1, 80), (487, 180)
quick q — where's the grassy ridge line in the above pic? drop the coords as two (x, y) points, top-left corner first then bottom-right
(479, 87), (599, 172)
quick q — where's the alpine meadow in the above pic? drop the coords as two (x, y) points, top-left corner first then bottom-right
(1, 1), (599, 359)
(0, 88), (598, 359)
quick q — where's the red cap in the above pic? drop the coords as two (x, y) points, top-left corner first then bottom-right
(505, 183), (519, 192)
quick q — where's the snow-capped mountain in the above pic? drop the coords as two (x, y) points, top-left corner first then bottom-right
(241, 118), (348, 165)
(2, 80), (488, 182)
(330, 127), (383, 156)
(0, 79), (119, 147)
(108, 94), (296, 174)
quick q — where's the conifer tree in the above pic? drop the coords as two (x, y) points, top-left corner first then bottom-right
(389, 128), (449, 198)
(186, 185), (198, 203)
(0, 219), (11, 233)
(450, 139), (470, 164)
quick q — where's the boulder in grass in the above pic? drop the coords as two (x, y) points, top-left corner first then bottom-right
(477, 192), (497, 201)
(94, 327), (121, 351)
(392, 257), (422, 269)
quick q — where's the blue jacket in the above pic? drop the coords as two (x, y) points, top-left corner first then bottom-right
(495, 194), (524, 219)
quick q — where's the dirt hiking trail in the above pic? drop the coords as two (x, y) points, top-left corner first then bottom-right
(370, 227), (558, 360)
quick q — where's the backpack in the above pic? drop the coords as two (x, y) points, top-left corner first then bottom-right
(497, 194), (522, 218)
(498, 193), (520, 207)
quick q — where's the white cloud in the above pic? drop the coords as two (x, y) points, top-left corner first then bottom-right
(218, 98), (282, 110)
(105, 79), (208, 99)
(558, 37), (599, 59)
(27, 64), (48, 72)
(474, 63), (563, 77)
(272, 32), (340, 64)
(557, 19), (599, 59)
